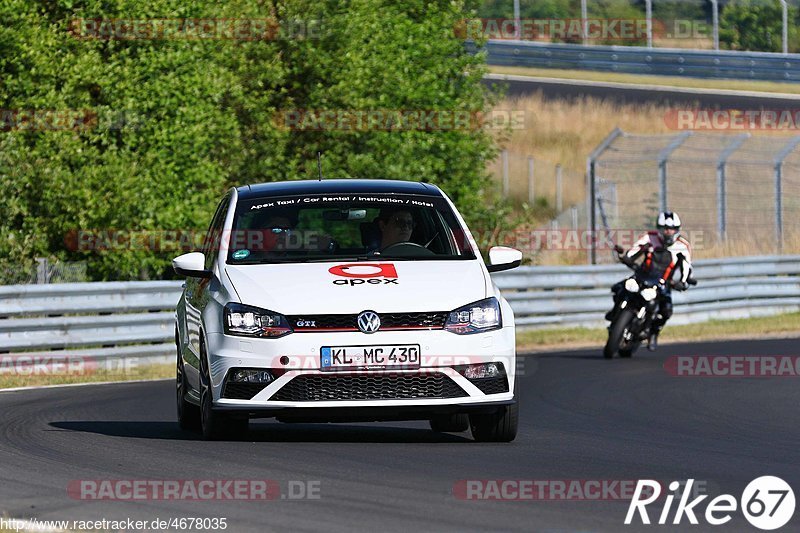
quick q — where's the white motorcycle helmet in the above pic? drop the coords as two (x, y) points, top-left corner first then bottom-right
(656, 211), (681, 246)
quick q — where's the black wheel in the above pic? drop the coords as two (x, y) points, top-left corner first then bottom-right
(430, 413), (469, 433)
(469, 403), (518, 442)
(603, 309), (634, 359)
(619, 340), (641, 358)
(176, 334), (200, 430)
(199, 342), (248, 440)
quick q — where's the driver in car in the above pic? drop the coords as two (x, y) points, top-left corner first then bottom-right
(378, 208), (415, 249)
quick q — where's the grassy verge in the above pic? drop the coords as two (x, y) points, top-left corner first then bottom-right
(0, 362), (173, 390)
(488, 65), (800, 95)
(517, 312), (800, 353)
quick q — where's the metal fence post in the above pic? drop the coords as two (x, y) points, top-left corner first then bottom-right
(645, 0), (653, 48)
(710, 0), (719, 50)
(780, 0), (789, 54)
(586, 127), (624, 264)
(527, 156), (535, 204)
(716, 134), (750, 242)
(513, 0), (521, 39)
(773, 136), (800, 252)
(555, 164), (563, 213)
(571, 206), (579, 229)
(658, 132), (692, 212)
(775, 162), (784, 252)
(581, 0), (588, 46)
(35, 258), (48, 284)
(502, 149), (509, 198)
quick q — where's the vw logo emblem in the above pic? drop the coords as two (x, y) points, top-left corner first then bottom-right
(357, 311), (381, 334)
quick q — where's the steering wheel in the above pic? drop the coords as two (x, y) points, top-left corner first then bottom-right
(380, 241), (435, 257)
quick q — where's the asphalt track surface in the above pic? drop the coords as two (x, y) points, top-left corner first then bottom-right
(482, 74), (800, 108)
(1, 337), (798, 532)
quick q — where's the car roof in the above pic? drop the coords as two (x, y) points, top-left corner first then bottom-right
(236, 179), (443, 201)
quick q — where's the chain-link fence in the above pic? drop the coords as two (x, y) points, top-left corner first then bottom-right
(0, 258), (88, 285)
(589, 128), (800, 263)
(488, 150), (586, 212)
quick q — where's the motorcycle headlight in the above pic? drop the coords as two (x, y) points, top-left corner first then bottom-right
(224, 303), (292, 338)
(444, 297), (502, 335)
(641, 287), (658, 301)
(624, 278), (639, 292)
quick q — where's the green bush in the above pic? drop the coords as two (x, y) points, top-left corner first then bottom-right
(720, 0), (799, 52)
(0, 0), (499, 281)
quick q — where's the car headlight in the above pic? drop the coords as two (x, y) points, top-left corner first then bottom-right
(641, 287), (658, 301)
(223, 303), (292, 338)
(444, 297), (502, 334)
(624, 278), (639, 292)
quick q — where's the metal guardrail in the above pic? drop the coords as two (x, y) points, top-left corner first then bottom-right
(483, 40), (800, 81)
(497, 255), (800, 328)
(0, 281), (182, 362)
(0, 255), (797, 360)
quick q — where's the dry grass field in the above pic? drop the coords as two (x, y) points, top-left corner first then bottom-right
(486, 92), (800, 261)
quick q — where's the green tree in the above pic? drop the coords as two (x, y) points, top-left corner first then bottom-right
(720, 0), (799, 52)
(0, 0), (499, 281)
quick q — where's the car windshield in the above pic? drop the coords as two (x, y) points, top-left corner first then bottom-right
(224, 192), (477, 264)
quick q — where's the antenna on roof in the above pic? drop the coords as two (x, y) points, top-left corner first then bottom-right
(317, 151), (323, 181)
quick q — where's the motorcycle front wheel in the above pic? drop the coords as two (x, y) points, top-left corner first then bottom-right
(604, 308), (635, 359)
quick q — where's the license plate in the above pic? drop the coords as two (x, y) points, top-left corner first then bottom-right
(320, 344), (421, 371)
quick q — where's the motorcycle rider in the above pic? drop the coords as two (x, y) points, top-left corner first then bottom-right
(606, 211), (693, 351)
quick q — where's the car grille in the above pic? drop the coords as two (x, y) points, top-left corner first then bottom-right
(222, 382), (269, 400)
(269, 373), (467, 401)
(467, 376), (509, 395)
(286, 312), (448, 332)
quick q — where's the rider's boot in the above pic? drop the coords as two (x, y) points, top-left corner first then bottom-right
(647, 331), (658, 351)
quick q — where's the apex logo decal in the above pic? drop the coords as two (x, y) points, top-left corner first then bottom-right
(328, 263), (399, 286)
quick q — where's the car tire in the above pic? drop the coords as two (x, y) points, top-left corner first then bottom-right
(469, 403), (518, 442)
(429, 413), (469, 433)
(176, 336), (200, 430)
(199, 342), (249, 441)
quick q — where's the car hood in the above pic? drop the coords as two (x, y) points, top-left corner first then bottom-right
(224, 260), (489, 314)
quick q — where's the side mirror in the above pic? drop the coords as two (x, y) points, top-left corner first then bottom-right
(173, 252), (212, 278)
(486, 246), (522, 273)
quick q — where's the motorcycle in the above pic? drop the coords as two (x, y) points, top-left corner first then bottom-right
(603, 259), (697, 359)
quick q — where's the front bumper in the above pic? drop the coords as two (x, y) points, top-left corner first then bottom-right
(205, 327), (516, 412)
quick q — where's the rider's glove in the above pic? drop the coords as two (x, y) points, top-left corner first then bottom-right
(673, 281), (688, 291)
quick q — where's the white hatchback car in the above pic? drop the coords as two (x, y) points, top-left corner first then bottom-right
(173, 179), (522, 441)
